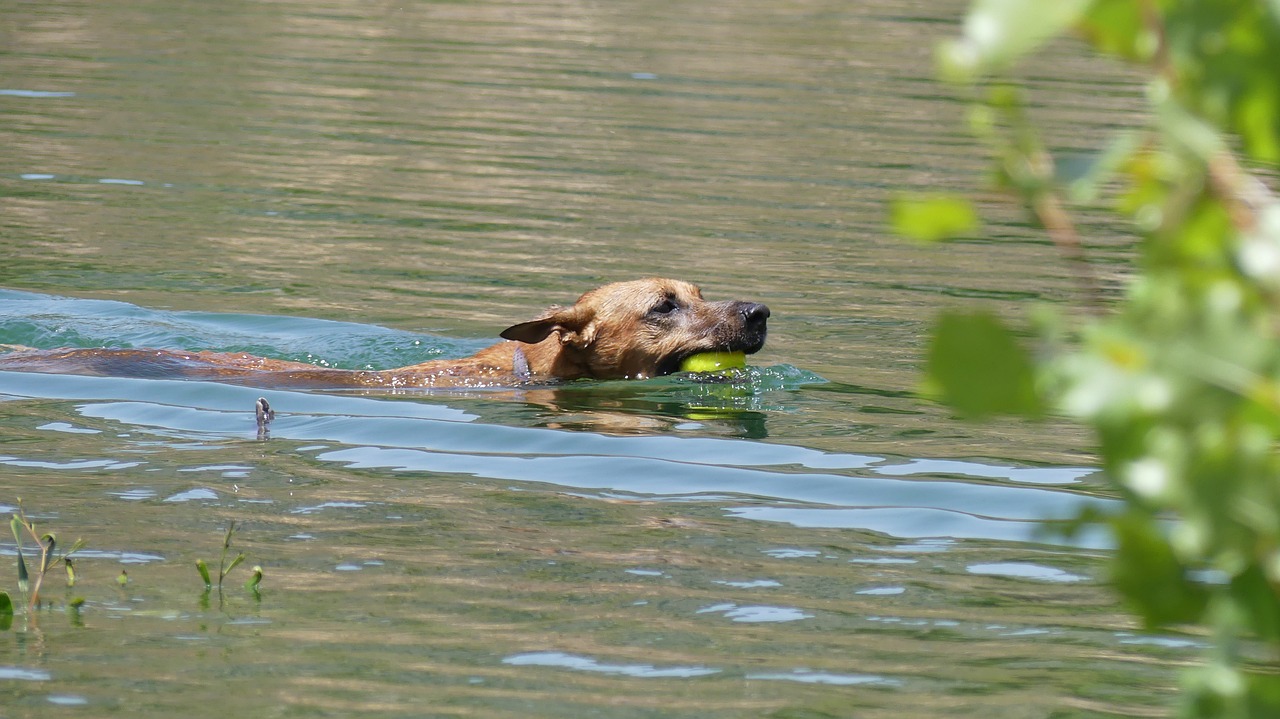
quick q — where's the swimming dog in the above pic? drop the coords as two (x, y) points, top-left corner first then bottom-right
(0, 278), (769, 388)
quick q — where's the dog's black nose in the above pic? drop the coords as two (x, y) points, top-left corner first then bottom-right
(741, 303), (770, 325)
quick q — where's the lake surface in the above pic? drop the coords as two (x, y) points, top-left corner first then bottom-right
(0, 0), (1179, 716)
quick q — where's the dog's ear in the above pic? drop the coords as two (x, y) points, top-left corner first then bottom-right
(500, 305), (597, 349)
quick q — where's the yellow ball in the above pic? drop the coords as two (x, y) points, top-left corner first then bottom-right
(679, 351), (747, 373)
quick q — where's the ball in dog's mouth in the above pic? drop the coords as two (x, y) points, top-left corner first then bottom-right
(678, 351), (747, 373)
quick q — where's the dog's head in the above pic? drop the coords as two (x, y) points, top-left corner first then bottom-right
(499, 278), (769, 380)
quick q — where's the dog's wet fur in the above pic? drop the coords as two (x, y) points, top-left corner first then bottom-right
(0, 278), (769, 389)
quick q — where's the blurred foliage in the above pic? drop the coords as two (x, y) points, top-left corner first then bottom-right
(897, 0), (1280, 714)
(924, 309), (1043, 419)
(889, 193), (981, 243)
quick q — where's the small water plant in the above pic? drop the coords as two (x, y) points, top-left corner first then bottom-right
(197, 521), (261, 596)
(3, 501), (85, 616)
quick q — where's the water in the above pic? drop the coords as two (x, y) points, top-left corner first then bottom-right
(0, 0), (1179, 716)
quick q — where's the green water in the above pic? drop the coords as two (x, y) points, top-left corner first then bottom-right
(0, 0), (1178, 716)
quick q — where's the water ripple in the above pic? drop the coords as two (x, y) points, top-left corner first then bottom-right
(503, 651), (720, 678)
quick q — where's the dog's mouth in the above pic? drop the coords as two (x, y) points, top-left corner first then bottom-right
(655, 334), (767, 377)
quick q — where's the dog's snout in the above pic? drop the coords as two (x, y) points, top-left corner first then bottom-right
(740, 303), (770, 325)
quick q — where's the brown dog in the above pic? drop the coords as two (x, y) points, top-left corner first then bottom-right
(0, 278), (769, 389)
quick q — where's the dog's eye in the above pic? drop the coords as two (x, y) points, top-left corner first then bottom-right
(649, 299), (678, 315)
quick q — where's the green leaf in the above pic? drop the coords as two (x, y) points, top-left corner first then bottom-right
(1155, 99), (1228, 164)
(224, 553), (246, 578)
(1237, 85), (1280, 163)
(65, 538), (86, 557)
(924, 310), (1043, 419)
(1245, 671), (1280, 716)
(938, 0), (1092, 81)
(40, 533), (55, 573)
(889, 193), (980, 243)
(1109, 512), (1208, 628)
(10, 516), (28, 597)
(1230, 565), (1280, 643)
(1078, 0), (1154, 61)
(0, 592), (11, 631)
(244, 566), (263, 593)
(196, 559), (212, 588)
(14, 544), (28, 593)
